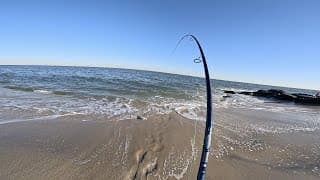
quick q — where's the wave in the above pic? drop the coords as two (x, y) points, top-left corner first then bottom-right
(0, 72), (15, 78)
(0, 72), (14, 84)
(0, 80), (10, 84)
(33, 90), (52, 94)
(4, 85), (35, 92)
(2, 84), (317, 121)
(0, 113), (81, 125)
(3, 85), (77, 97)
(1, 66), (318, 126)
(52, 90), (74, 96)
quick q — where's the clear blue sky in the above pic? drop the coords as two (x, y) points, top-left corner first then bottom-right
(0, 0), (319, 89)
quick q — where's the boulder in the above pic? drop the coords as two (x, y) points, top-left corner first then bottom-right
(253, 90), (271, 97)
(239, 91), (254, 95)
(221, 88), (320, 105)
(224, 90), (236, 94)
(293, 93), (320, 105)
(137, 115), (146, 120)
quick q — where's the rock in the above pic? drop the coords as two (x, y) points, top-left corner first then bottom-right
(239, 91), (254, 95)
(253, 90), (271, 97)
(254, 89), (296, 101)
(293, 93), (320, 105)
(292, 93), (313, 98)
(137, 115), (146, 120)
(224, 90), (236, 94)
(268, 89), (285, 95)
(273, 91), (296, 101)
(237, 89), (320, 106)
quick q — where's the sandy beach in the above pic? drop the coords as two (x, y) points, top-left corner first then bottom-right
(1, 108), (319, 180)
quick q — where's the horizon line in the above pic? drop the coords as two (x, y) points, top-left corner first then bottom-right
(0, 63), (317, 91)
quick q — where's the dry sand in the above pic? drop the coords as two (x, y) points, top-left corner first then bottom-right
(0, 109), (319, 180)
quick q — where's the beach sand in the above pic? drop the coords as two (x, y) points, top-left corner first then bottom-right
(0, 108), (319, 180)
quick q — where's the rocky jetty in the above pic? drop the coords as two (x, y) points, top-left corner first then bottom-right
(224, 89), (320, 105)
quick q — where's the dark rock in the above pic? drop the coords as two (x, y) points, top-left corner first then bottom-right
(293, 93), (320, 105)
(237, 89), (320, 106)
(253, 90), (271, 97)
(239, 91), (254, 95)
(137, 115), (146, 120)
(224, 90), (235, 94)
(275, 92), (296, 101)
(267, 89), (296, 101)
(292, 93), (314, 98)
(268, 89), (285, 95)
(250, 89), (296, 101)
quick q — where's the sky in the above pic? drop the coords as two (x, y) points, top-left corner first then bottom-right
(0, 0), (319, 90)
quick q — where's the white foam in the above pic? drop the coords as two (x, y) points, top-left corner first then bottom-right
(34, 89), (52, 94)
(1, 86), (319, 125)
(0, 113), (79, 125)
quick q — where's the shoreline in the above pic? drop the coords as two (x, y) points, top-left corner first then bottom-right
(1, 108), (319, 179)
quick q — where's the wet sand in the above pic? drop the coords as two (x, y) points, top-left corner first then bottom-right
(0, 108), (319, 180)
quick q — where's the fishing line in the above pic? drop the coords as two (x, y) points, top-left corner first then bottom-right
(171, 34), (202, 64)
(192, 87), (199, 162)
(172, 34), (213, 180)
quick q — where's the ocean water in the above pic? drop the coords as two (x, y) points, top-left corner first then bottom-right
(0, 65), (319, 124)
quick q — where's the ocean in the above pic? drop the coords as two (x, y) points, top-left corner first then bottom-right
(0, 65), (318, 124)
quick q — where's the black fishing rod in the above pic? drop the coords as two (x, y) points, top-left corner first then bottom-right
(176, 34), (213, 180)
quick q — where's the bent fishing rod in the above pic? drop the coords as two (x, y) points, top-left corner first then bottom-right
(176, 34), (213, 180)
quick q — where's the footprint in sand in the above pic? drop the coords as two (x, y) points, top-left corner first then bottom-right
(126, 139), (163, 180)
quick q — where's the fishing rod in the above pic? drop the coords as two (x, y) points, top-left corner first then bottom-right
(176, 34), (213, 180)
